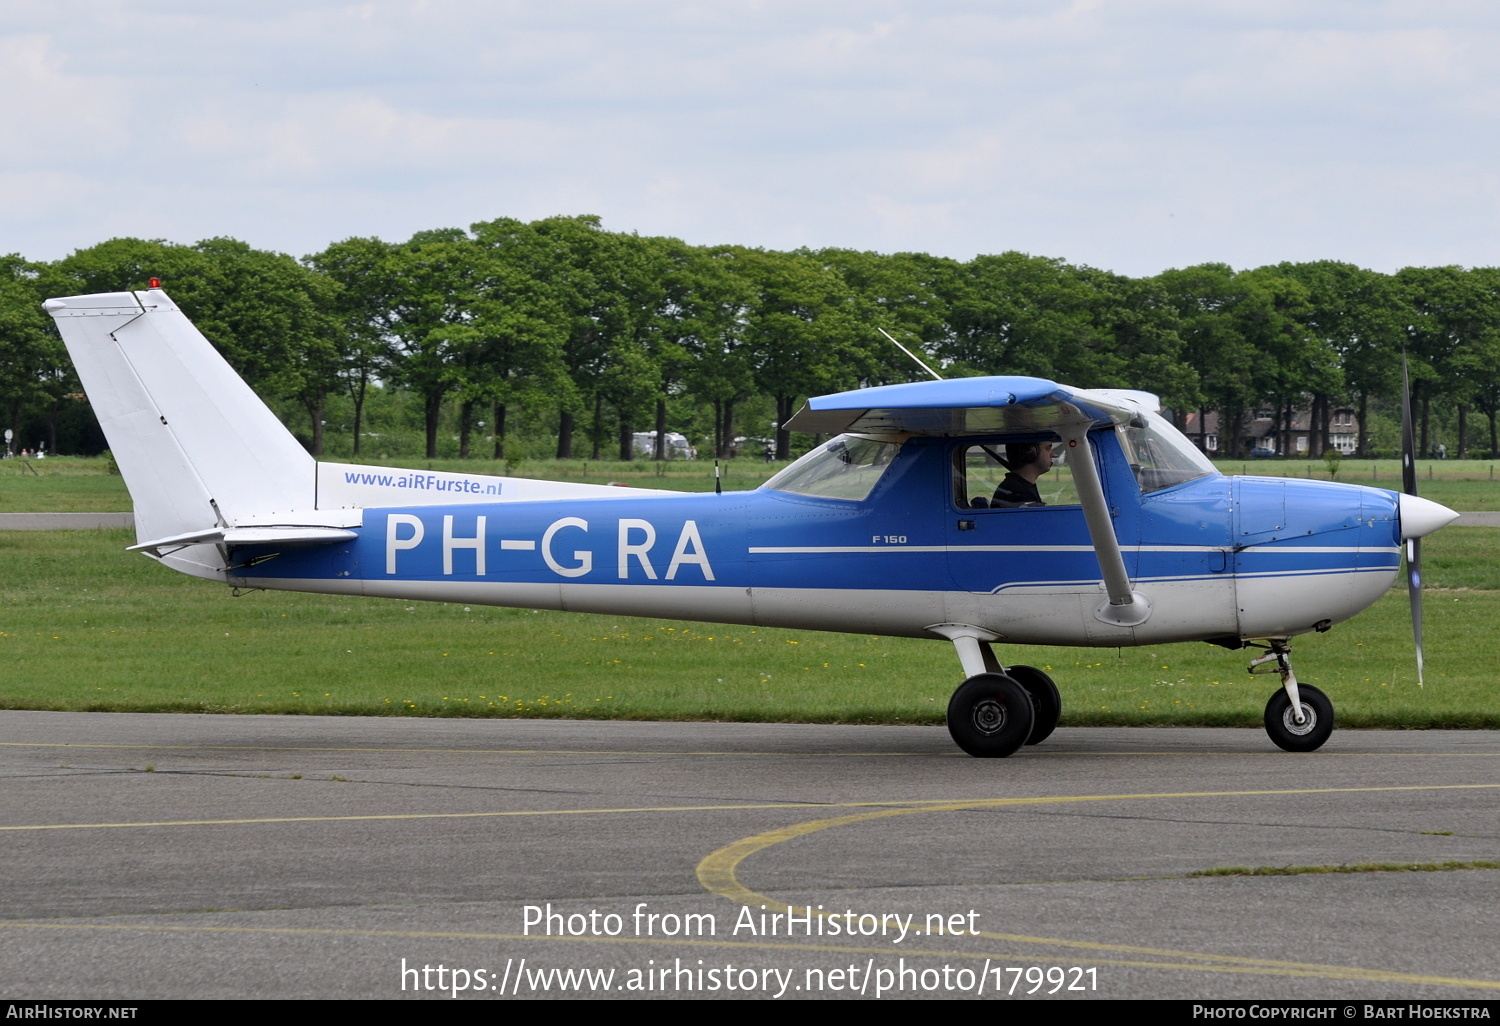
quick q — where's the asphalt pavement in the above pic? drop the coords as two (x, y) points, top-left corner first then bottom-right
(1, 710), (1497, 1000)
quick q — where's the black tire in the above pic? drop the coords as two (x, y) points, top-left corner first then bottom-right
(947, 673), (1035, 758)
(1264, 685), (1334, 753)
(1007, 664), (1062, 745)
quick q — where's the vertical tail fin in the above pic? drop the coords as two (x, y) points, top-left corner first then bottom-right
(45, 288), (315, 573)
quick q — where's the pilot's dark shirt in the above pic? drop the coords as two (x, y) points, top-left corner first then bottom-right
(991, 472), (1045, 508)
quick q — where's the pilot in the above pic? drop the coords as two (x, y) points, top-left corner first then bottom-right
(991, 441), (1055, 507)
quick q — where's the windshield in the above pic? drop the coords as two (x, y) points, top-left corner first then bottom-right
(1116, 410), (1217, 493)
(763, 434), (903, 501)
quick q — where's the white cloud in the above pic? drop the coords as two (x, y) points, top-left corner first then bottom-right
(4, 1), (1500, 273)
(0, 34), (131, 165)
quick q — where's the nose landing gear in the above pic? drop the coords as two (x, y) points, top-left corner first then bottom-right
(1250, 639), (1335, 752)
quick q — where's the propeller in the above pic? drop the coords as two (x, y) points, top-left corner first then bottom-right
(1400, 353), (1423, 685)
(1395, 359), (1458, 684)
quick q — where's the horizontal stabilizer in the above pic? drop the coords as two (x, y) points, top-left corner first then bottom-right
(128, 524), (358, 558)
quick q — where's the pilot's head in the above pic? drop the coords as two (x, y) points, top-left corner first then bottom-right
(1006, 441), (1055, 480)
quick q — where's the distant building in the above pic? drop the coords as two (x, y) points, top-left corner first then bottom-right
(1180, 406), (1359, 457)
(1181, 410), (1220, 455)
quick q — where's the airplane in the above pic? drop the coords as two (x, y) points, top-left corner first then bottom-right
(43, 285), (1459, 758)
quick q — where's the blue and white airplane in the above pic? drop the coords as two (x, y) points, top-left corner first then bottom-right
(45, 286), (1458, 757)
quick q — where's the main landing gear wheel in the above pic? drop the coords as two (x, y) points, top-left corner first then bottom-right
(1006, 665), (1061, 745)
(1263, 684), (1335, 753)
(947, 673), (1035, 758)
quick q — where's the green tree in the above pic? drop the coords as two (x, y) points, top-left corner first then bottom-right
(48, 237), (205, 296)
(1236, 267), (1338, 458)
(812, 248), (956, 388)
(1055, 266), (1195, 412)
(1274, 262), (1407, 456)
(672, 244), (757, 460)
(520, 216), (635, 459)
(52, 237), (341, 453)
(370, 229), (488, 459)
(1156, 264), (1262, 457)
(1395, 266), (1498, 457)
(0, 255), (69, 452)
(1423, 266), (1500, 458)
(935, 253), (1193, 426)
(738, 249), (866, 459)
(466, 217), (575, 459)
(307, 236), (403, 458)
(937, 252), (1097, 381)
(188, 238), (341, 454)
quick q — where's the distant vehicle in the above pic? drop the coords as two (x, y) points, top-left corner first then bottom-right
(1249, 446), (1277, 458)
(631, 431), (696, 460)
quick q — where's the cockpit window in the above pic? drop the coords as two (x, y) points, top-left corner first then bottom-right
(1116, 410), (1216, 493)
(763, 434), (902, 501)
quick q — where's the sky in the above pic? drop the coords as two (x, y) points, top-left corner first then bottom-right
(4, 1), (1500, 277)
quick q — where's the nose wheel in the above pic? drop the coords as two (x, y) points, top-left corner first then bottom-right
(1250, 639), (1335, 752)
(1264, 685), (1334, 752)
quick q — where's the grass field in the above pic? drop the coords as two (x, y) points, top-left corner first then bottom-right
(2, 525), (1497, 728)
(3, 453), (1496, 728)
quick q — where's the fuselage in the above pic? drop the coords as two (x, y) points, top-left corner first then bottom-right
(229, 431), (1403, 648)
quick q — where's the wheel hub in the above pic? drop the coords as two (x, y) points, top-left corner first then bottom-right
(972, 699), (1006, 735)
(1281, 705), (1318, 736)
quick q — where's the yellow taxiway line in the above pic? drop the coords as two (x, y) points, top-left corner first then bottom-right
(696, 784), (1500, 991)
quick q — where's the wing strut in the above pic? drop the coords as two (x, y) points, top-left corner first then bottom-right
(1062, 426), (1152, 627)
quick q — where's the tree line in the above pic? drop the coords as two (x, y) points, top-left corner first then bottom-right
(3, 215), (1498, 462)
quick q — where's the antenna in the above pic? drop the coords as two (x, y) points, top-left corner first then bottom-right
(878, 328), (942, 381)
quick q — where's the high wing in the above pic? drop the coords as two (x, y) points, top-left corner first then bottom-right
(785, 376), (1160, 437)
(789, 376), (1159, 626)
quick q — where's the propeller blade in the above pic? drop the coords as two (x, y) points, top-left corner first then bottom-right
(1408, 537), (1424, 686)
(1401, 353), (1418, 497)
(1400, 351), (1423, 686)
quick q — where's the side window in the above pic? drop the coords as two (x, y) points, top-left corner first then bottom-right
(764, 434), (903, 501)
(952, 442), (1081, 509)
